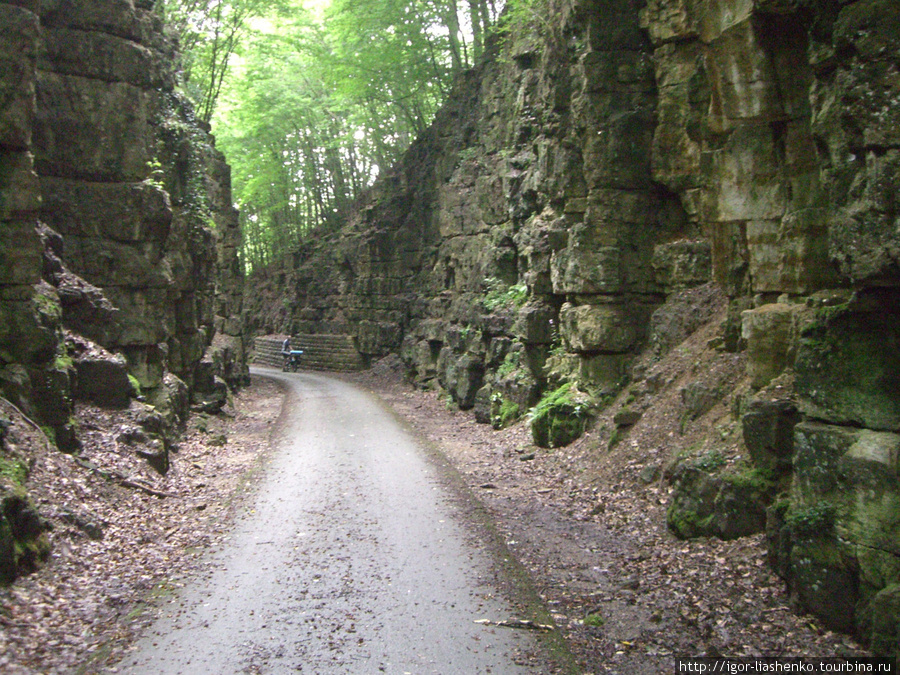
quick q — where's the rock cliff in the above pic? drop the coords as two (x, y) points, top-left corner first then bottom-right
(0, 0), (246, 581)
(246, 0), (899, 656)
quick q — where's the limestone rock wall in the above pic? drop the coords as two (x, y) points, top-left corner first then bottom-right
(0, 0), (74, 446)
(244, 0), (899, 652)
(642, 0), (900, 656)
(250, 0), (694, 408)
(34, 0), (246, 398)
(0, 0), (247, 448)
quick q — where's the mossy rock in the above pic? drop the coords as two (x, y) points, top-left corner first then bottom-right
(490, 394), (520, 430)
(741, 399), (800, 474)
(667, 464), (774, 540)
(530, 403), (585, 447)
(795, 301), (900, 431)
(529, 383), (590, 448)
(865, 583), (900, 661)
(0, 491), (50, 585)
(789, 537), (859, 634)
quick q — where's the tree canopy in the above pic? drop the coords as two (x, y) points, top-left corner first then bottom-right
(158, 0), (504, 272)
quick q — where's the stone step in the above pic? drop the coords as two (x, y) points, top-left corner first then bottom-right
(252, 334), (366, 372)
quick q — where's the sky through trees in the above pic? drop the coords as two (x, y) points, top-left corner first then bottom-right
(158, 0), (515, 272)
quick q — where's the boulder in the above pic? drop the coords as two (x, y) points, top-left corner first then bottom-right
(667, 464), (773, 540)
(530, 383), (590, 448)
(775, 421), (900, 638)
(559, 302), (638, 353)
(440, 352), (484, 410)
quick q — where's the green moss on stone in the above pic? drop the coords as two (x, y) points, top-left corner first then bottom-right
(667, 502), (716, 539)
(529, 382), (591, 448)
(490, 393), (520, 430)
(785, 502), (837, 537)
(723, 465), (777, 494)
(693, 450), (726, 473)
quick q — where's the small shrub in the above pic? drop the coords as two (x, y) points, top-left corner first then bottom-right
(496, 351), (521, 379)
(584, 612), (605, 628)
(54, 354), (74, 371)
(128, 374), (142, 398)
(482, 277), (528, 312)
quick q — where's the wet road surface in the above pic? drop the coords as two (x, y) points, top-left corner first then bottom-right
(118, 369), (546, 674)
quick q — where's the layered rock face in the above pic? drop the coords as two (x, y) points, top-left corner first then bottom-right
(1, 0), (246, 420)
(0, 0), (246, 579)
(643, 0), (900, 656)
(252, 0), (693, 410)
(34, 0), (246, 401)
(245, 0), (898, 653)
(0, 1), (65, 440)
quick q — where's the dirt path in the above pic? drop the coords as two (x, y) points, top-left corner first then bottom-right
(345, 358), (871, 674)
(114, 370), (564, 674)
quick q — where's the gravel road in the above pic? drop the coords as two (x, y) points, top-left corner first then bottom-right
(117, 369), (553, 674)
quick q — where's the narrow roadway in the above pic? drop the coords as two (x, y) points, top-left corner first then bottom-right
(118, 369), (549, 674)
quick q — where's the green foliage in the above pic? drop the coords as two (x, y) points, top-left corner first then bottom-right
(496, 0), (552, 41)
(529, 383), (582, 420)
(0, 456), (28, 488)
(496, 351), (521, 379)
(54, 354), (73, 372)
(157, 0), (277, 123)
(145, 157), (166, 189)
(785, 502), (837, 537)
(584, 612), (605, 628)
(482, 277), (528, 312)
(128, 374), (142, 398)
(693, 450), (726, 473)
(490, 392), (520, 430)
(195, 0), (502, 273)
(459, 324), (480, 343)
